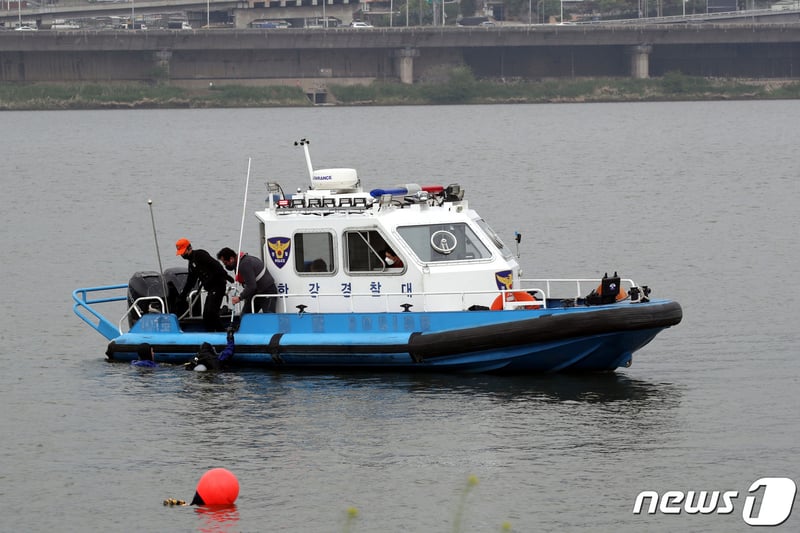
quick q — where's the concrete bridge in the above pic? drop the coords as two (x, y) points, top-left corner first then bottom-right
(0, 0), (369, 29)
(1, 22), (800, 86)
(0, 0), (233, 27)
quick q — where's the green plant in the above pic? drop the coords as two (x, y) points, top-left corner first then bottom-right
(769, 81), (800, 98)
(343, 506), (359, 533)
(146, 65), (170, 83)
(420, 66), (477, 104)
(452, 474), (479, 533)
(660, 70), (716, 94)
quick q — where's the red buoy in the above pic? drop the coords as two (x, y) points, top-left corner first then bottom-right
(191, 468), (239, 506)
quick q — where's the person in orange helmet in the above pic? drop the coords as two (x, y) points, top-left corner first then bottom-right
(175, 238), (233, 332)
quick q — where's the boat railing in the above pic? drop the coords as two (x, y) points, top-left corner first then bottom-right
(73, 279), (636, 340)
(252, 287), (551, 313)
(214, 279), (637, 315)
(72, 284), (128, 340)
(119, 295), (167, 333)
(518, 278), (636, 299)
(73, 284), (199, 339)
(249, 278), (637, 314)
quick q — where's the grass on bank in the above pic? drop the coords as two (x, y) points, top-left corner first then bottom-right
(1, 69), (800, 110)
(329, 68), (800, 105)
(0, 83), (309, 109)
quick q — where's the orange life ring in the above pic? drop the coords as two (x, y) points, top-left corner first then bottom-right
(491, 291), (541, 310)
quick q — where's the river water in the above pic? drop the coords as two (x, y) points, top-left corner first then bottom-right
(1, 102), (798, 532)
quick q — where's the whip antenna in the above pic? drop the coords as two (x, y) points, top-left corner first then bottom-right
(148, 199), (169, 314)
(233, 158), (252, 318)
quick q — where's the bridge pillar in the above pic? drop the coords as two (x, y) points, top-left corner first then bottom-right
(154, 49), (172, 78)
(627, 45), (652, 79)
(392, 47), (419, 85)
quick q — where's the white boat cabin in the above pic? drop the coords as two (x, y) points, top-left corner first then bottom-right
(253, 146), (523, 314)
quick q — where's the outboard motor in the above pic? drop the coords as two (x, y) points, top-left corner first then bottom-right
(163, 266), (197, 317)
(127, 271), (164, 327)
(126, 267), (196, 327)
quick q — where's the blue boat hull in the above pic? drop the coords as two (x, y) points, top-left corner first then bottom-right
(106, 300), (682, 373)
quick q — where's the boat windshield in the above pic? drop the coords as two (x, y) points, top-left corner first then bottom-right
(397, 223), (491, 263)
(475, 218), (514, 260)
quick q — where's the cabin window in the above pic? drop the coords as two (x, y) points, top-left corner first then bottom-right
(345, 229), (394, 273)
(397, 223), (491, 263)
(475, 218), (514, 260)
(294, 232), (335, 274)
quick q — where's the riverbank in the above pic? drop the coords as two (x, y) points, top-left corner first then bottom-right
(2, 71), (799, 109)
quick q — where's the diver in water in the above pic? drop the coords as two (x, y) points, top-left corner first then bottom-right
(131, 343), (158, 368)
(185, 328), (235, 372)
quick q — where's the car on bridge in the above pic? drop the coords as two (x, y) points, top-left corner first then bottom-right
(250, 19), (291, 29)
(457, 16), (495, 27)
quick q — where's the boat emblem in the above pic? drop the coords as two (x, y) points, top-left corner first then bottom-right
(495, 270), (513, 290)
(267, 237), (291, 269)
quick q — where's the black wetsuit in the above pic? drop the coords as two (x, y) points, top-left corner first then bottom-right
(180, 248), (234, 331)
(185, 337), (235, 372)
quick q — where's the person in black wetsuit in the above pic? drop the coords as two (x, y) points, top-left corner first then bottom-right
(216, 247), (277, 314)
(184, 328), (236, 372)
(176, 238), (234, 332)
(131, 342), (158, 368)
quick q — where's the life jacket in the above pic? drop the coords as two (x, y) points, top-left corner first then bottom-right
(234, 253), (268, 285)
(234, 252), (246, 283)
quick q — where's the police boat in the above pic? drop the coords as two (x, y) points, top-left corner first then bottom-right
(72, 139), (682, 373)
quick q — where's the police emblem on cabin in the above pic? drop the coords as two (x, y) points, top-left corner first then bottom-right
(267, 237), (291, 269)
(495, 270), (513, 290)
